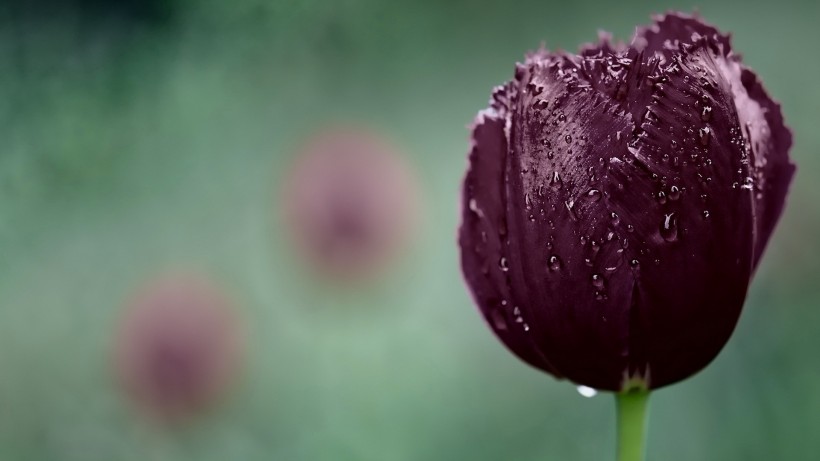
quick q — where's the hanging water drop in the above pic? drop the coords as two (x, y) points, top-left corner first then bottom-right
(577, 386), (598, 398)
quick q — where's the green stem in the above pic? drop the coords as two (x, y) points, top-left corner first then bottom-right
(616, 390), (650, 461)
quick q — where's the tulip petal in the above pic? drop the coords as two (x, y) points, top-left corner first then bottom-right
(724, 67), (795, 268)
(636, 12), (731, 60)
(460, 83), (563, 376)
(638, 13), (796, 268)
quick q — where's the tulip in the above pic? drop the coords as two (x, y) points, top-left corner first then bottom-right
(282, 127), (420, 282)
(113, 273), (244, 424)
(458, 12), (794, 460)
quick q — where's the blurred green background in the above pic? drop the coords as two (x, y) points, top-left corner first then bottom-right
(1, 0), (818, 460)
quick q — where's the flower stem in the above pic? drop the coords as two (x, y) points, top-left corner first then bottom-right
(616, 390), (650, 461)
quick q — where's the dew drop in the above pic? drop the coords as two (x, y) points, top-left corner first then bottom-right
(591, 274), (605, 289)
(610, 212), (621, 225)
(669, 185), (681, 201)
(565, 134), (572, 144)
(547, 151), (555, 159)
(699, 127), (711, 146)
(549, 255), (561, 271)
(558, 113), (567, 122)
(490, 309), (508, 330)
(629, 259), (640, 268)
(586, 189), (602, 202)
(525, 193), (532, 209)
(657, 191), (668, 205)
(565, 200), (578, 220)
(626, 224), (635, 233)
(701, 106), (712, 121)
(660, 212), (678, 242)
(469, 198), (483, 217)
(577, 386), (598, 398)
(499, 257), (509, 271)
(551, 171), (563, 189)
(702, 210), (711, 219)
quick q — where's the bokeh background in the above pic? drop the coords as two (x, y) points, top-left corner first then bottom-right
(1, 0), (818, 460)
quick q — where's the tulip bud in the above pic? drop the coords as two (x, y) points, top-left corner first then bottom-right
(113, 273), (244, 423)
(459, 13), (795, 391)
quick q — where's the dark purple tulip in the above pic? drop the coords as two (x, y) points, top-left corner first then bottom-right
(113, 273), (244, 423)
(459, 13), (795, 391)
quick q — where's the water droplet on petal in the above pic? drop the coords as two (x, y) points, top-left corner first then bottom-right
(499, 257), (509, 271)
(660, 213), (678, 242)
(469, 198), (483, 217)
(591, 274), (605, 290)
(610, 212), (621, 225)
(701, 106), (712, 121)
(585, 189), (602, 202)
(669, 185), (681, 201)
(490, 309), (507, 330)
(702, 210), (710, 219)
(657, 191), (667, 205)
(551, 171), (563, 189)
(565, 134), (572, 144)
(549, 255), (561, 271)
(699, 127), (711, 146)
